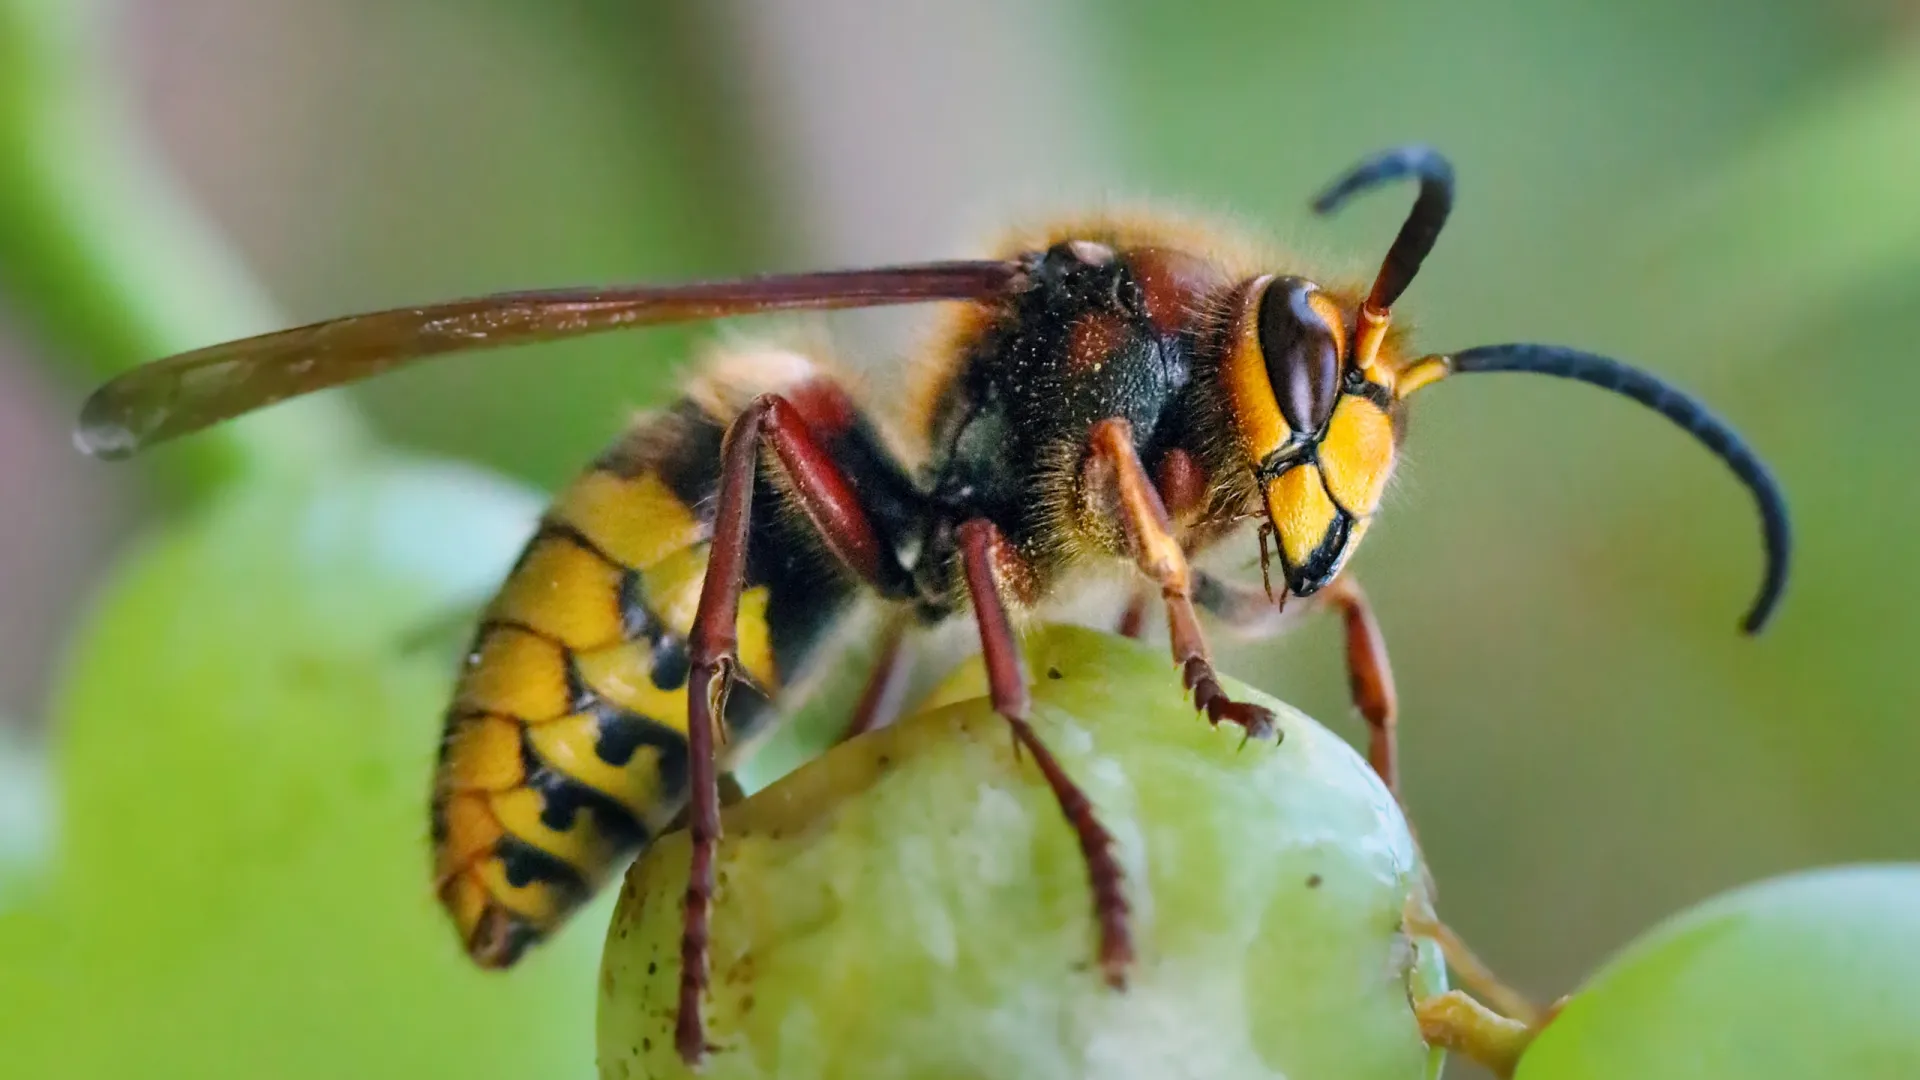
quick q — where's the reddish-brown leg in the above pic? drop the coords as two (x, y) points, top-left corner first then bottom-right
(1191, 570), (1401, 797)
(1116, 588), (1153, 640)
(679, 393), (899, 1064)
(956, 518), (1133, 987)
(1086, 418), (1275, 740)
(1319, 577), (1400, 797)
(838, 624), (912, 744)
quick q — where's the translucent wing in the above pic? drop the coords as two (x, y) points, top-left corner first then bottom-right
(76, 261), (1021, 458)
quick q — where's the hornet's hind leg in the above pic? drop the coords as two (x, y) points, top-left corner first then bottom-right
(677, 389), (912, 1064)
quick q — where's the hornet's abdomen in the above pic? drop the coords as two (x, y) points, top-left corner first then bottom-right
(431, 351), (879, 966)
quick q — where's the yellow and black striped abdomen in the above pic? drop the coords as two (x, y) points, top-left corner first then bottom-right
(432, 352), (882, 966)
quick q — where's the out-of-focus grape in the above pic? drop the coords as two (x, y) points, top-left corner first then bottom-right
(0, 458), (613, 1080)
(1517, 864), (1920, 1079)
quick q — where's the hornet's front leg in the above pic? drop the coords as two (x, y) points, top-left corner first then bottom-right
(1191, 567), (1535, 1028)
(1086, 418), (1277, 741)
(1194, 571), (1400, 797)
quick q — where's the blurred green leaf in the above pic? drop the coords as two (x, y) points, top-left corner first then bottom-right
(1517, 864), (1920, 1079)
(0, 0), (364, 500)
(335, 2), (775, 488)
(1643, 40), (1920, 344)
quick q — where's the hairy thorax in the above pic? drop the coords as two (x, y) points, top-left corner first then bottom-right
(906, 233), (1255, 613)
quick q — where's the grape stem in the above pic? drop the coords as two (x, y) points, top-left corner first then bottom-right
(1414, 990), (1536, 1078)
(1404, 895), (1543, 1024)
(1404, 895), (1555, 1073)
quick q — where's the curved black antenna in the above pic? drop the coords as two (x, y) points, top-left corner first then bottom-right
(1311, 145), (1456, 313)
(1449, 344), (1790, 634)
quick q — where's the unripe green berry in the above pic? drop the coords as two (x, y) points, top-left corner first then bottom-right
(599, 624), (1446, 1080)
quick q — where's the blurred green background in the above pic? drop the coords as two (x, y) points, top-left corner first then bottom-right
(1, 1), (1915, 1078)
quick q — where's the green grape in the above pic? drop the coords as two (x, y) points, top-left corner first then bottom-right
(0, 459), (612, 1080)
(1517, 864), (1920, 1079)
(599, 624), (1447, 1080)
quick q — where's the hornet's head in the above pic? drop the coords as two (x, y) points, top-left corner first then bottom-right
(1219, 270), (1406, 595)
(1221, 146), (1791, 633)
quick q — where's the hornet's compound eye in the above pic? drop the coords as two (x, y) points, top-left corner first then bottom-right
(1256, 277), (1344, 435)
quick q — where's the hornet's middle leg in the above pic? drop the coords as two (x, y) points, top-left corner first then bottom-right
(957, 518), (1133, 987)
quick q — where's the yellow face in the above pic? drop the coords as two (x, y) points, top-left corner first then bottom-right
(1220, 275), (1402, 594)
